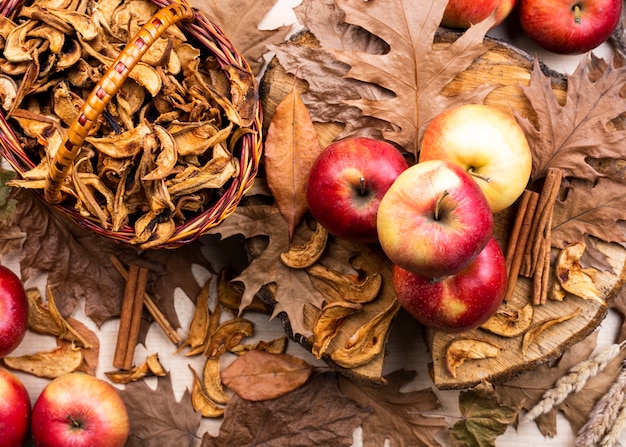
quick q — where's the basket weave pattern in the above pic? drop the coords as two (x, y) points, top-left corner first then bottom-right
(0, 0), (262, 249)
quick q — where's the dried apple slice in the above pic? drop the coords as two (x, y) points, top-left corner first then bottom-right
(280, 223), (328, 269)
(522, 307), (582, 354)
(312, 301), (362, 359)
(306, 263), (382, 304)
(480, 302), (534, 337)
(445, 338), (504, 379)
(3, 343), (83, 378)
(189, 365), (225, 418)
(202, 357), (230, 405)
(556, 242), (604, 305)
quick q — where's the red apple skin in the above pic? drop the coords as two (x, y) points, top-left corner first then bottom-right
(31, 373), (130, 447)
(419, 104), (532, 213)
(393, 237), (507, 333)
(0, 265), (28, 358)
(306, 137), (409, 243)
(377, 159), (494, 278)
(519, 0), (622, 54)
(442, 0), (517, 29)
(0, 367), (31, 447)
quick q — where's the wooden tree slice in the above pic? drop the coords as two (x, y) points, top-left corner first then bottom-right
(260, 29), (626, 387)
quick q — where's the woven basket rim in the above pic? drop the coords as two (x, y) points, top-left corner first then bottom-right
(0, 0), (263, 249)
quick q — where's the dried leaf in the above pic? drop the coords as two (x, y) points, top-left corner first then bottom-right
(264, 85), (323, 238)
(551, 177), (626, 250)
(338, 369), (449, 447)
(221, 350), (314, 401)
(120, 373), (202, 447)
(3, 343), (83, 378)
(274, 0), (496, 156)
(202, 372), (369, 447)
(522, 307), (582, 354)
(192, 0), (292, 75)
(516, 57), (626, 182)
(451, 382), (521, 447)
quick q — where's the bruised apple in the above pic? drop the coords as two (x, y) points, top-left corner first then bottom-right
(0, 264), (28, 358)
(393, 238), (507, 333)
(31, 373), (130, 447)
(0, 367), (30, 447)
(306, 137), (408, 243)
(377, 159), (493, 278)
(419, 104), (532, 213)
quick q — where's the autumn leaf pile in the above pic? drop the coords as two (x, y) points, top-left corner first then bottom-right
(3, 0), (626, 446)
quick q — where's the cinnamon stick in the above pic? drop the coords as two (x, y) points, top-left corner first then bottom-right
(113, 264), (140, 369)
(109, 255), (180, 345)
(520, 168), (563, 278)
(503, 190), (539, 302)
(123, 266), (149, 370)
(505, 189), (534, 274)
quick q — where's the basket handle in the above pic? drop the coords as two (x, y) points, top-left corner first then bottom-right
(44, 1), (195, 204)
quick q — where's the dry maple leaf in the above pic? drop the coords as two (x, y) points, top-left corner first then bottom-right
(0, 188), (210, 337)
(201, 372), (370, 447)
(338, 369), (449, 447)
(550, 177), (626, 249)
(451, 382), (521, 447)
(120, 373), (202, 447)
(516, 56), (626, 183)
(190, 0), (292, 75)
(206, 201), (327, 337)
(264, 85), (323, 239)
(274, 0), (496, 157)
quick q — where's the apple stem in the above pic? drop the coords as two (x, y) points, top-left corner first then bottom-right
(359, 176), (366, 195)
(434, 190), (449, 221)
(573, 4), (581, 24)
(468, 169), (491, 184)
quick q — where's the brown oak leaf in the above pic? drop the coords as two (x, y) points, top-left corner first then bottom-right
(338, 369), (449, 447)
(273, 0), (496, 157)
(551, 177), (626, 249)
(264, 85), (323, 239)
(120, 373), (202, 447)
(516, 56), (626, 183)
(190, 0), (292, 75)
(202, 372), (370, 447)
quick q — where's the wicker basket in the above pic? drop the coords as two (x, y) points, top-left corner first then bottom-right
(0, 0), (262, 249)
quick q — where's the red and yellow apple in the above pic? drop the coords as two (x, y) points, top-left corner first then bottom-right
(306, 136), (409, 243)
(393, 237), (507, 333)
(441, 0), (517, 29)
(31, 373), (130, 447)
(0, 264), (28, 358)
(377, 159), (493, 279)
(519, 0), (622, 54)
(419, 103), (532, 214)
(0, 367), (31, 447)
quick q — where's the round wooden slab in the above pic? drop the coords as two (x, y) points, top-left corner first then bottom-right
(260, 30), (626, 387)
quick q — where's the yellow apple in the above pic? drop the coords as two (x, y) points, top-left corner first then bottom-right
(419, 104), (532, 213)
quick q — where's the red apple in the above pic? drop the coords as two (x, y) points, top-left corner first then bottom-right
(0, 367), (31, 447)
(0, 264), (28, 358)
(393, 237), (507, 333)
(419, 103), (532, 214)
(377, 159), (493, 278)
(306, 137), (409, 243)
(31, 373), (130, 447)
(519, 0), (622, 54)
(441, 0), (517, 29)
